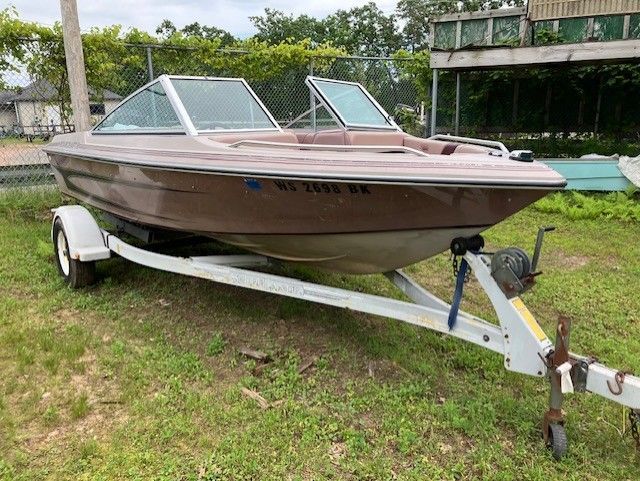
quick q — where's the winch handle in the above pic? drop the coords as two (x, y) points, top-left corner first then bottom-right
(531, 226), (555, 273)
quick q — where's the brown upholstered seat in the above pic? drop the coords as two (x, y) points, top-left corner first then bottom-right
(211, 128), (490, 156)
(346, 131), (406, 146)
(403, 137), (490, 155)
(209, 131), (299, 144)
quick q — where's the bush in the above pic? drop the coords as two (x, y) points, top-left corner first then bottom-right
(489, 134), (640, 159)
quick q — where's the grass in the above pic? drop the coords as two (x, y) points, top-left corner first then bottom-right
(535, 189), (640, 222)
(206, 332), (227, 357)
(1, 189), (640, 479)
(0, 136), (48, 146)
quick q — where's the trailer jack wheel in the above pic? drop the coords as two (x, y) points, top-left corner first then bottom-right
(53, 219), (96, 289)
(546, 423), (568, 460)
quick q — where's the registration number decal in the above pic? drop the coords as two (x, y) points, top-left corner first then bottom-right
(273, 180), (371, 194)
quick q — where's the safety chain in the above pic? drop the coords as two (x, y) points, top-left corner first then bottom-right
(451, 255), (471, 283)
(629, 409), (640, 451)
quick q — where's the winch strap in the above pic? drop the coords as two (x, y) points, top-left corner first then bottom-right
(448, 258), (468, 330)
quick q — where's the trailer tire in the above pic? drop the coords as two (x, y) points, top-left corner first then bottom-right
(53, 218), (96, 288)
(547, 423), (568, 460)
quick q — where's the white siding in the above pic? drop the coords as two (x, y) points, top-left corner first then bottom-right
(0, 106), (17, 131)
(16, 101), (50, 135)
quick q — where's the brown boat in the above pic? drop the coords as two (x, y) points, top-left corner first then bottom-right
(43, 75), (566, 274)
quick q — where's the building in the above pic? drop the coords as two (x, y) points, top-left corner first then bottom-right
(428, 0), (640, 135)
(0, 79), (122, 136)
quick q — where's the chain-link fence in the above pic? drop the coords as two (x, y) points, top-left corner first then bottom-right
(0, 66), (59, 189)
(4, 36), (640, 192)
(0, 41), (423, 191)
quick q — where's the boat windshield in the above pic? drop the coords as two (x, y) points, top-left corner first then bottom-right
(94, 81), (183, 133)
(94, 76), (280, 134)
(306, 77), (397, 131)
(171, 78), (278, 132)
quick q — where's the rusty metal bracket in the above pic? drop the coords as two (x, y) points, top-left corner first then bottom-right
(543, 316), (571, 445)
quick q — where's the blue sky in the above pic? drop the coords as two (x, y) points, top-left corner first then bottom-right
(7, 1), (398, 38)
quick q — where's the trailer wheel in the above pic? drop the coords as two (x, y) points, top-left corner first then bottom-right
(547, 423), (568, 460)
(53, 218), (96, 288)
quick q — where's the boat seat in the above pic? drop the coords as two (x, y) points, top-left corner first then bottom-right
(211, 129), (492, 156)
(295, 129), (489, 155)
(297, 129), (406, 147)
(403, 137), (489, 155)
(296, 129), (347, 145)
(346, 131), (407, 146)
(209, 131), (299, 145)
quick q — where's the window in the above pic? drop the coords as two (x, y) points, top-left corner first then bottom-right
(493, 16), (521, 45)
(434, 22), (456, 50)
(89, 103), (105, 115)
(308, 78), (395, 130)
(94, 82), (183, 132)
(461, 19), (488, 47)
(558, 18), (588, 43)
(593, 15), (625, 41)
(171, 79), (278, 131)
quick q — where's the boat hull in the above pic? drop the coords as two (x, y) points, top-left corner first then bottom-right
(541, 159), (631, 192)
(49, 153), (551, 273)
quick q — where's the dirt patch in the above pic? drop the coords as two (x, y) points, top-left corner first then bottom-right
(547, 251), (590, 271)
(20, 347), (128, 460)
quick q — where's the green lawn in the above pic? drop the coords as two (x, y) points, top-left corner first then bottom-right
(2, 189), (640, 480)
(0, 137), (48, 146)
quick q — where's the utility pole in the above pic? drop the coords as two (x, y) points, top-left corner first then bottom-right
(59, 0), (91, 132)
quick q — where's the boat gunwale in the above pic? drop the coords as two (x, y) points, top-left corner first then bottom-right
(45, 146), (567, 190)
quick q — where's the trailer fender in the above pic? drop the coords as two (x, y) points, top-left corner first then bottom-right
(51, 205), (111, 262)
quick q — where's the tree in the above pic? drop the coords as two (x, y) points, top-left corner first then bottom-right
(251, 4), (402, 57)
(325, 3), (402, 56)
(0, 8), (130, 125)
(0, 8), (345, 126)
(396, 0), (457, 52)
(460, 1), (525, 11)
(155, 19), (177, 39)
(250, 8), (327, 45)
(156, 19), (236, 46)
(181, 22), (236, 46)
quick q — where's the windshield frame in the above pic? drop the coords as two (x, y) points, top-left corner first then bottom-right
(92, 75), (282, 135)
(305, 76), (400, 132)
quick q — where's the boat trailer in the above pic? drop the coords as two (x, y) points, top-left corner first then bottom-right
(51, 205), (640, 459)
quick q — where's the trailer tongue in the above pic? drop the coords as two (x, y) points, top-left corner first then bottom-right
(52, 205), (640, 460)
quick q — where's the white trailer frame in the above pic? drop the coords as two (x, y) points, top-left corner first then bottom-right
(52, 205), (640, 458)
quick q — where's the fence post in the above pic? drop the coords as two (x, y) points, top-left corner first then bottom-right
(454, 72), (461, 136)
(430, 69), (439, 136)
(59, 0), (91, 132)
(594, 75), (603, 136)
(146, 46), (154, 81)
(309, 59), (316, 131)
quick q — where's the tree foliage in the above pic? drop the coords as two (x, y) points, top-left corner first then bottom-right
(1, 3), (638, 138)
(251, 3), (402, 56)
(250, 1), (526, 54)
(155, 19), (236, 46)
(0, 8), (344, 125)
(250, 9), (327, 46)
